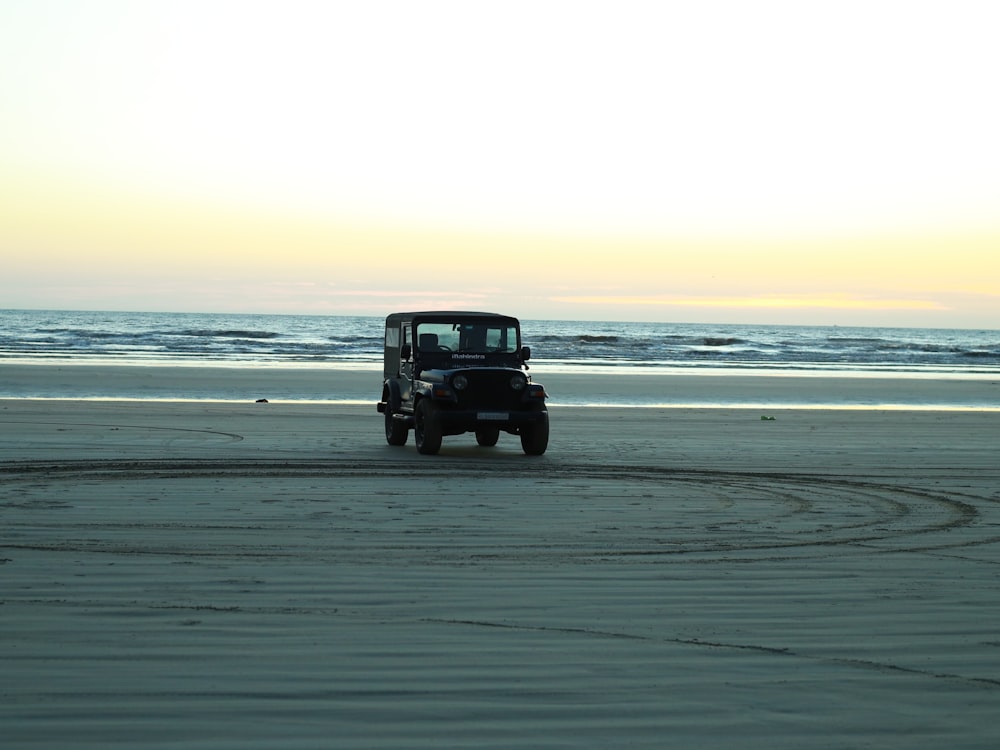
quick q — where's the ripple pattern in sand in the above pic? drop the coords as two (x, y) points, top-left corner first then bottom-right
(3, 457), (1000, 749)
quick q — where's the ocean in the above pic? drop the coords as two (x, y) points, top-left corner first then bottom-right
(2, 308), (998, 375)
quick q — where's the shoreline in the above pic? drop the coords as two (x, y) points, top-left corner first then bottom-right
(2, 361), (998, 410)
(4, 396), (999, 412)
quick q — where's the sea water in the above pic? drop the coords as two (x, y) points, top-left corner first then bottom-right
(2, 308), (997, 375)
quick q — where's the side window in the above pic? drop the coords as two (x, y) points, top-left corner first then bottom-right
(402, 325), (411, 357)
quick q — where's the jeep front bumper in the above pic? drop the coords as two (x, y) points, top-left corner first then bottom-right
(376, 402), (545, 431)
(433, 407), (547, 435)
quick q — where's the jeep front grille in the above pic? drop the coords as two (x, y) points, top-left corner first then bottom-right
(454, 371), (524, 410)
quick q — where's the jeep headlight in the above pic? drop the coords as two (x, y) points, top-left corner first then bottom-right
(453, 374), (469, 390)
(510, 374), (527, 391)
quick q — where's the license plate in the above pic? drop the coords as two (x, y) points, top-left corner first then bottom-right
(477, 411), (508, 421)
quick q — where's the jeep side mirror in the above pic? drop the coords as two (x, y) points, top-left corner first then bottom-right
(521, 346), (531, 361)
(401, 343), (411, 360)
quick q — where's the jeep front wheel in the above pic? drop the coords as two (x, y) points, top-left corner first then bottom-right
(520, 408), (549, 455)
(414, 400), (442, 455)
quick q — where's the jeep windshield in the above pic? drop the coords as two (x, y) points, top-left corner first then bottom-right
(415, 321), (519, 354)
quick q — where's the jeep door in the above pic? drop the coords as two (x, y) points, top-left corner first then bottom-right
(398, 323), (414, 404)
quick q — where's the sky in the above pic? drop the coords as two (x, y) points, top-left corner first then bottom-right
(1, 1), (998, 328)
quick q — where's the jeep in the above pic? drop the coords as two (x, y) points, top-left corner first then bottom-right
(376, 311), (549, 455)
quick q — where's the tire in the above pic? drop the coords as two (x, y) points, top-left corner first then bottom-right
(384, 405), (408, 446)
(475, 427), (500, 447)
(414, 399), (442, 455)
(520, 408), (549, 455)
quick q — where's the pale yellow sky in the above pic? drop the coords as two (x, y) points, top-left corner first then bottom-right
(1, 1), (998, 327)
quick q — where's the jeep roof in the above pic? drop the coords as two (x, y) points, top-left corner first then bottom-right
(382, 311), (522, 375)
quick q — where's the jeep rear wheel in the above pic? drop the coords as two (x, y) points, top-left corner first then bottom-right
(520, 408), (549, 455)
(384, 406), (408, 446)
(475, 427), (500, 447)
(414, 400), (442, 455)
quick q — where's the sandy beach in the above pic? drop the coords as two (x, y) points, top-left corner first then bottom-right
(2, 368), (1000, 748)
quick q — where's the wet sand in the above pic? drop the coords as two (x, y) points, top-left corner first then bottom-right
(2, 383), (1000, 748)
(2, 361), (998, 408)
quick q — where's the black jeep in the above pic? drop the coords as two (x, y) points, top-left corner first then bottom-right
(376, 311), (549, 455)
